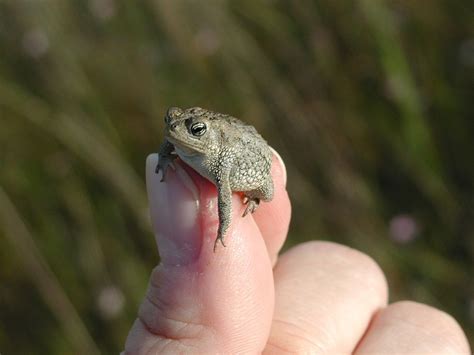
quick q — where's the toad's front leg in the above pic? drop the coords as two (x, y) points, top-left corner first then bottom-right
(214, 174), (232, 252)
(156, 140), (177, 181)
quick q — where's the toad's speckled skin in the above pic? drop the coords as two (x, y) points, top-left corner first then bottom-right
(156, 107), (274, 250)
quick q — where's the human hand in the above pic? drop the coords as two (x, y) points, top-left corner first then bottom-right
(123, 153), (470, 354)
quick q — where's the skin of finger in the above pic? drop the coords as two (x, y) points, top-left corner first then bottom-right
(264, 241), (388, 354)
(354, 301), (471, 354)
(251, 151), (291, 265)
(123, 155), (275, 354)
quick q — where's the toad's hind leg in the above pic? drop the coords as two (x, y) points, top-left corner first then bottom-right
(242, 177), (274, 217)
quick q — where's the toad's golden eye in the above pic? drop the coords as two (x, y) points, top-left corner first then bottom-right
(190, 122), (207, 137)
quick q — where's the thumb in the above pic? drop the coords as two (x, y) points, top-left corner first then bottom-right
(123, 154), (274, 354)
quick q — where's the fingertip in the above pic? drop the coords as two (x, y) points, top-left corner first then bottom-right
(270, 147), (287, 188)
(355, 301), (471, 354)
(146, 153), (158, 168)
(145, 153), (202, 266)
(252, 149), (291, 263)
(146, 153), (159, 187)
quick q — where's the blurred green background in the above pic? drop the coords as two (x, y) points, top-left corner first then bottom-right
(0, 0), (473, 353)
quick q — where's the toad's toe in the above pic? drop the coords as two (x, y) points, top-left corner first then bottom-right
(243, 198), (260, 217)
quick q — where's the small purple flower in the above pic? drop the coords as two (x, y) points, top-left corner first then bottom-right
(389, 214), (419, 244)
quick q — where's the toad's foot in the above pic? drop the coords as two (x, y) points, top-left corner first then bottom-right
(155, 158), (176, 182)
(242, 197), (260, 217)
(213, 235), (226, 252)
(157, 140), (177, 181)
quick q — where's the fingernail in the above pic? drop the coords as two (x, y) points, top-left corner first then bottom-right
(146, 154), (201, 266)
(270, 147), (287, 187)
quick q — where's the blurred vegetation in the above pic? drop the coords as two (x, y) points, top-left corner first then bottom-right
(0, 0), (473, 353)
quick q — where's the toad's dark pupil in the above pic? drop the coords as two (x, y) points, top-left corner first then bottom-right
(191, 122), (207, 136)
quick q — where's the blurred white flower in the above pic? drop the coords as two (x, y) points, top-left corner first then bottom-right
(194, 27), (220, 56)
(89, 0), (116, 22)
(22, 28), (49, 59)
(97, 285), (125, 319)
(389, 214), (418, 244)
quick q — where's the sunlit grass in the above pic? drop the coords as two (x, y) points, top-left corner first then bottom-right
(0, 0), (472, 353)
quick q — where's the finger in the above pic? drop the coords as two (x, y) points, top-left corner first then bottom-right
(123, 154), (274, 354)
(354, 301), (471, 354)
(264, 241), (388, 354)
(252, 148), (291, 265)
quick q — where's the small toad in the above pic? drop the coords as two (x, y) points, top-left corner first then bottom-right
(156, 107), (274, 250)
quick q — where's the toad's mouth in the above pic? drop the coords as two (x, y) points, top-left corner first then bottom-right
(166, 135), (205, 155)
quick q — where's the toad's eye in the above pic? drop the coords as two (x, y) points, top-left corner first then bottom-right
(190, 122), (207, 136)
